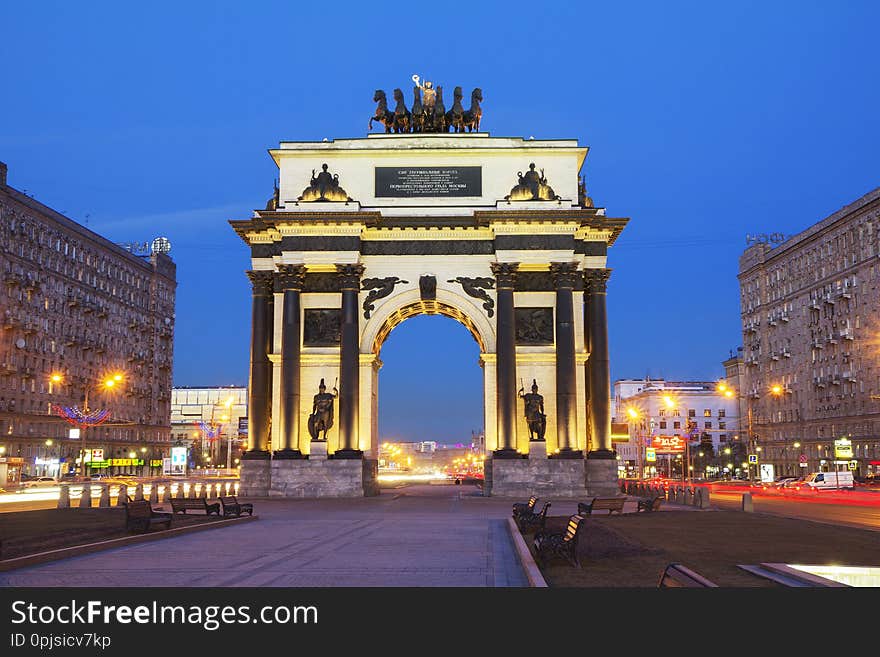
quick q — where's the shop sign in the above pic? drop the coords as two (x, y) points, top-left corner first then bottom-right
(834, 438), (853, 460)
(650, 436), (685, 453)
(645, 448), (657, 463)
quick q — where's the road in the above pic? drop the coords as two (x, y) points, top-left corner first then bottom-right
(708, 486), (880, 531)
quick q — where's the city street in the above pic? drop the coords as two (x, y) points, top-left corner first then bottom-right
(706, 485), (880, 531)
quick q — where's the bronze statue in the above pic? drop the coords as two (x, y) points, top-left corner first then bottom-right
(264, 179), (279, 210)
(578, 176), (594, 208)
(412, 75), (436, 114)
(307, 378), (338, 441)
(297, 164), (352, 202)
(447, 86), (466, 133)
(392, 88), (410, 134)
(411, 86), (426, 133)
(519, 379), (546, 441)
(505, 163), (561, 201)
(462, 88), (483, 132)
(369, 90), (394, 133)
(431, 86), (447, 133)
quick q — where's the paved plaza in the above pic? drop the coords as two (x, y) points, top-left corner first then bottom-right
(0, 485), (535, 587)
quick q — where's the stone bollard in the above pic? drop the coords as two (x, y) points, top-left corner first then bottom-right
(134, 483), (144, 501)
(685, 487), (695, 506)
(58, 484), (70, 509)
(199, 483), (208, 498)
(116, 485), (128, 506)
(698, 487), (711, 509)
(98, 485), (110, 508)
(188, 483), (197, 499)
(79, 484), (92, 508)
(176, 483), (186, 499)
(162, 483), (172, 502)
(149, 483), (159, 504)
(742, 492), (754, 512)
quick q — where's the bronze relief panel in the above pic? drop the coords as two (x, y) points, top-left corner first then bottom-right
(303, 309), (342, 346)
(515, 307), (554, 345)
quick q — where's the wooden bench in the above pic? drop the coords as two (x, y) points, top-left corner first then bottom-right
(512, 495), (538, 520)
(637, 496), (663, 513)
(516, 502), (551, 533)
(171, 497), (220, 515)
(219, 495), (254, 517)
(577, 497), (626, 516)
(534, 514), (587, 567)
(125, 499), (172, 533)
(658, 563), (718, 587)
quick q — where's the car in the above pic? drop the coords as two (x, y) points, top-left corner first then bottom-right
(770, 477), (798, 488)
(22, 476), (60, 488)
(783, 477), (806, 488)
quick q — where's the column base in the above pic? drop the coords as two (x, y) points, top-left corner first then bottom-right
(492, 448), (523, 459)
(239, 459), (271, 496)
(551, 448), (584, 459)
(330, 448), (363, 460)
(242, 449), (271, 460)
(273, 449), (306, 460)
(585, 457), (621, 497)
(586, 448), (617, 460)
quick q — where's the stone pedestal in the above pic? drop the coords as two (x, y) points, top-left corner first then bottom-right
(528, 440), (548, 459)
(310, 441), (328, 460)
(484, 456), (587, 498)
(584, 458), (620, 497)
(270, 459), (364, 497)
(240, 459), (271, 496)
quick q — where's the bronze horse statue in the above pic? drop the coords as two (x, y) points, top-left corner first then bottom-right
(462, 88), (483, 132)
(447, 86), (466, 133)
(431, 86), (447, 132)
(392, 88), (410, 134)
(369, 90), (394, 133)
(410, 86), (426, 133)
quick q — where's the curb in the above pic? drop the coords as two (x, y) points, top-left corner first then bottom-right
(0, 515), (258, 572)
(505, 517), (548, 587)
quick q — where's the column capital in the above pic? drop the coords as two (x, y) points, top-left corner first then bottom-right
(490, 262), (519, 289)
(584, 268), (612, 293)
(276, 264), (306, 291)
(550, 262), (579, 289)
(336, 263), (365, 290)
(246, 270), (274, 296)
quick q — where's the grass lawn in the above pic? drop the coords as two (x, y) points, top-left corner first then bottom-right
(0, 507), (229, 561)
(525, 510), (880, 587)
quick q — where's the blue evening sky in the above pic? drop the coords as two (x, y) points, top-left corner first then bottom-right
(2, 2), (878, 443)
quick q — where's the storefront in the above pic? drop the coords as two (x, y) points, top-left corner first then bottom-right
(0, 457), (25, 486)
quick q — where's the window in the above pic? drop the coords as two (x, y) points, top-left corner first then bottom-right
(719, 434), (727, 442)
(719, 422), (726, 430)
(688, 409), (696, 418)
(705, 422), (712, 430)
(703, 409), (711, 417)
(673, 421), (681, 430)
(658, 409), (665, 417)
(718, 409), (726, 418)
(659, 421), (667, 429)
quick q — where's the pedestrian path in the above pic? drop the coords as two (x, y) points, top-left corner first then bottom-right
(0, 485), (529, 587)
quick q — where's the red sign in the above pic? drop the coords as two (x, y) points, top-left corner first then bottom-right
(651, 435), (686, 453)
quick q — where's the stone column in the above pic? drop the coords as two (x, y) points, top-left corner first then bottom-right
(243, 270), (273, 459)
(585, 268), (613, 457)
(491, 262), (519, 458)
(276, 265), (306, 459)
(335, 264), (365, 458)
(551, 262), (581, 457)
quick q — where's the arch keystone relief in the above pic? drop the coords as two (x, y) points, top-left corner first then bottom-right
(231, 100), (628, 497)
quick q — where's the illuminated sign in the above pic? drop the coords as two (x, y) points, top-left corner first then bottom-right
(748, 454), (758, 464)
(69, 428), (80, 440)
(645, 448), (657, 463)
(760, 464), (775, 483)
(834, 438), (853, 459)
(170, 446), (187, 475)
(91, 449), (104, 461)
(650, 436), (685, 453)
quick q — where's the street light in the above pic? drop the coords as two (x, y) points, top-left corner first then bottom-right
(50, 371), (124, 479)
(626, 406), (645, 480)
(716, 380), (784, 481)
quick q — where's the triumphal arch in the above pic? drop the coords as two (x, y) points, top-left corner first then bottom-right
(231, 83), (628, 497)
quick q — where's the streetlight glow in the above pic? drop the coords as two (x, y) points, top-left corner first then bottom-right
(50, 373), (63, 383)
(627, 407), (640, 420)
(771, 384), (783, 395)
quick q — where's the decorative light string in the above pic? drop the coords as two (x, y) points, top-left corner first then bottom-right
(56, 406), (111, 427)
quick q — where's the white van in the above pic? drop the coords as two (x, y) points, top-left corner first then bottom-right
(802, 471), (854, 490)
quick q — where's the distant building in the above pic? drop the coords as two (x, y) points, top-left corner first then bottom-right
(170, 386), (247, 468)
(738, 187), (880, 477)
(0, 162), (176, 478)
(613, 378), (741, 478)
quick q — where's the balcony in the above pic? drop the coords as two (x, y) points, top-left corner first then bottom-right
(843, 371), (857, 382)
(768, 316), (778, 327)
(745, 357), (759, 367)
(782, 348), (792, 358)
(1, 362), (17, 374)
(823, 294), (835, 305)
(813, 376), (827, 388)
(780, 312), (790, 322)
(770, 352), (780, 361)
(748, 390), (761, 399)
(811, 340), (824, 349)
(745, 320), (760, 333)
(809, 299), (821, 310)
(20, 367), (34, 379)
(839, 328), (854, 340)
(835, 288), (852, 299)
(3, 272), (23, 286)
(826, 335), (838, 345)
(831, 376), (842, 386)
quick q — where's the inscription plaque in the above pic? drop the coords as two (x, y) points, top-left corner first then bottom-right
(375, 166), (482, 198)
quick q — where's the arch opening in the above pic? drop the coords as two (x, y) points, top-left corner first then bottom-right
(371, 300), (486, 355)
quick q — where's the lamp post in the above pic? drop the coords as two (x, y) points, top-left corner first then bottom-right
(716, 380), (783, 481)
(51, 372), (123, 479)
(626, 406), (643, 480)
(223, 396), (235, 471)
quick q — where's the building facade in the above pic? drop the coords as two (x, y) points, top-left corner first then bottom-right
(170, 386), (247, 470)
(738, 187), (880, 478)
(0, 162), (176, 479)
(613, 378), (741, 478)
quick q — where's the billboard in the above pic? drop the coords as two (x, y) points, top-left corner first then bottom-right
(650, 435), (686, 453)
(170, 446), (187, 475)
(834, 438), (853, 459)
